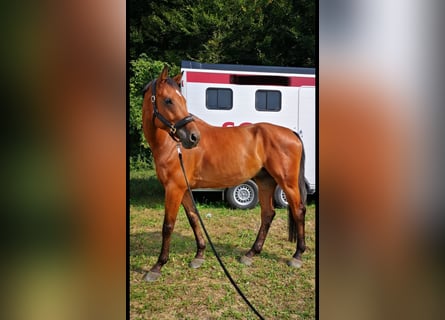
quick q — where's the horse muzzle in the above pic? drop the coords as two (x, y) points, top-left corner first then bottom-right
(176, 126), (200, 149)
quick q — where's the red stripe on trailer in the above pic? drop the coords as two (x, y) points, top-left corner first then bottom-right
(290, 77), (315, 86)
(186, 71), (315, 86)
(186, 72), (231, 84)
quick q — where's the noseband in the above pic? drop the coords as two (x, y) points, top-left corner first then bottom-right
(150, 80), (194, 142)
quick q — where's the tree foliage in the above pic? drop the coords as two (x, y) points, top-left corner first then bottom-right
(129, 0), (315, 67)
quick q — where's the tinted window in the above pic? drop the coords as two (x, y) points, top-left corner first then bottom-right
(206, 88), (233, 110)
(255, 90), (281, 111)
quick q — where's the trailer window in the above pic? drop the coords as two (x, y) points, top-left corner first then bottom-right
(255, 90), (281, 111)
(206, 88), (233, 110)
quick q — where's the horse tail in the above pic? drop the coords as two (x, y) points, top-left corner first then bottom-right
(288, 132), (307, 242)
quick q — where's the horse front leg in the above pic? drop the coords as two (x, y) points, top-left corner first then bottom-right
(181, 191), (206, 269)
(143, 187), (183, 282)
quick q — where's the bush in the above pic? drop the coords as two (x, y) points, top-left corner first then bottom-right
(129, 54), (179, 167)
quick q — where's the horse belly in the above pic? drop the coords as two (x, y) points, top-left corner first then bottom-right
(193, 154), (262, 189)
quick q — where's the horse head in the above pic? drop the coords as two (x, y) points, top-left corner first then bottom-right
(146, 65), (201, 149)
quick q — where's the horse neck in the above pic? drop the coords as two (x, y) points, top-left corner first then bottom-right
(145, 116), (173, 159)
(142, 85), (180, 164)
(193, 116), (212, 130)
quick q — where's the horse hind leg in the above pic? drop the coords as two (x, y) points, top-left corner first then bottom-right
(181, 191), (206, 269)
(286, 188), (306, 268)
(240, 176), (276, 266)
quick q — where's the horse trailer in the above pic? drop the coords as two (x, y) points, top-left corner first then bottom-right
(180, 60), (316, 209)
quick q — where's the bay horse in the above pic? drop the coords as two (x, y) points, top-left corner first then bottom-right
(141, 66), (307, 281)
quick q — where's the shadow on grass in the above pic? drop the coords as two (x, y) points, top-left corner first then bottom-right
(130, 175), (164, 207)
(130, 230), (284, 273)
(130, 174), (229, 208)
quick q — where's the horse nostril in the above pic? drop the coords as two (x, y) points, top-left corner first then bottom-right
(190, 132), (199, 143)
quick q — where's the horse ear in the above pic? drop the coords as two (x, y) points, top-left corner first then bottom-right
(172, 71), (183, 85)
(159, 65), (169, 81)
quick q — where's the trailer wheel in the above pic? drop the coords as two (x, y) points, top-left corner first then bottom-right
(225, 180), (259, 209)
(274, 186), (288, 208)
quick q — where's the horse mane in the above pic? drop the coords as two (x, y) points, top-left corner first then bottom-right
(141, 81), (152, 97)
(141, 77), (181, 98)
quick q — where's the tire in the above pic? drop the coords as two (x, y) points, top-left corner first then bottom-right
(225, 180), (259, 209)
(274, 186), (288, 208)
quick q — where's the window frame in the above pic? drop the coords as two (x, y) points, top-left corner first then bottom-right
(205, 87), (233, 110)
(255, 90), (282, 112)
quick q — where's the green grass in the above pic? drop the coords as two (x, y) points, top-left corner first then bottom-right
(130, 168), (316, 319)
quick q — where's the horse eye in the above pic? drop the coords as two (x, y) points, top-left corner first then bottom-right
(164, 98), (172, 105)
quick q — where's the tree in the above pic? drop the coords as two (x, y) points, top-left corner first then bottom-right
(129, 0), (315, 67)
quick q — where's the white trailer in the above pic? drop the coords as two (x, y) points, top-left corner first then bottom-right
(180, 60), (316, 209)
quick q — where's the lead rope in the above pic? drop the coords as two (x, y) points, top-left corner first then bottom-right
(176, 144), (265, 320)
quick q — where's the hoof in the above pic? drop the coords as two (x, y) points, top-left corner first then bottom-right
(287, 258), (303, 268)
(239, 255), (253, 266)
(189, 258), (205, 269)
(143, 271), (161, 282)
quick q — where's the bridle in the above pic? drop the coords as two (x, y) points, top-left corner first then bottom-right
(150, 79), (194, 142)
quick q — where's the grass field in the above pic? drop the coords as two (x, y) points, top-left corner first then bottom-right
(130, 169), (316, 319)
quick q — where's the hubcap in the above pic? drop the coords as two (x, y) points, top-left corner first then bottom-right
(280, 189), (288, 205)
(235, 185), (253, 205)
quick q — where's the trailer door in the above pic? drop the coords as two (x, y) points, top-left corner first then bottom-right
(298, 87), (316, 192)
